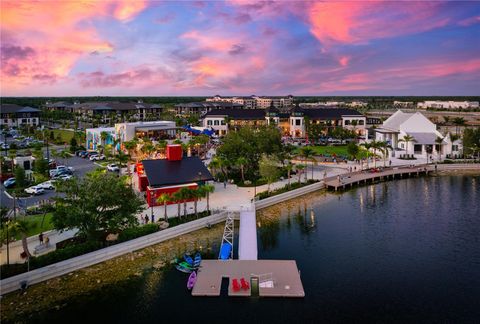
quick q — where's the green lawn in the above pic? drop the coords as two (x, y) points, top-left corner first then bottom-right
(2, 213), (54, 240)
(51, 129), (75, 143)
(294, 145), (349, 157)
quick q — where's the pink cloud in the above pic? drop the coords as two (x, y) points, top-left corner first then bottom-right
(308, 2), (450, 45)
(459, 16), (480, 26)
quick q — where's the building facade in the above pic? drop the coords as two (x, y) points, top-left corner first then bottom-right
(205, 95), (294, 109)
(417, 101), (479, 109)
(0, 104), (40, 128)
(375, 110), (462, 159)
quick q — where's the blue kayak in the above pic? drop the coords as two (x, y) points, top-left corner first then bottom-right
(184, 254), (194, 266)
(193, 252), (201, 267)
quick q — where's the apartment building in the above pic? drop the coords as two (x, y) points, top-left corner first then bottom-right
(417, 101), (479, 109)
(206, 95), (294, 109)
(0, 104), (41, 128)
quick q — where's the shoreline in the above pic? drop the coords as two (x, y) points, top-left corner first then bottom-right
(1, 171), (479, 322)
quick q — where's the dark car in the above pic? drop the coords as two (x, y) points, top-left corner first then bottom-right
(3, 177), (16, 188)
(76, 150), (87, 157)
(86, 151), (98, 158)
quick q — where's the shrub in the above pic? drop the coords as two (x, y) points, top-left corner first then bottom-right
(118, 223), (159, 242)
(256, 179), (319, 200)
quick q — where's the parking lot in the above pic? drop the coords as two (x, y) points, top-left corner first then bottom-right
(1, 155), (98, 209)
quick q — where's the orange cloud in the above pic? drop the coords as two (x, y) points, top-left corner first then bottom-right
(181, 30), (237, 52)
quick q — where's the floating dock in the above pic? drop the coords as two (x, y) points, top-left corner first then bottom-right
(192, 260), (305, 298)
(238, 209), (258, 260)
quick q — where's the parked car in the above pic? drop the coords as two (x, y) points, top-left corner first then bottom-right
(25, 186), (45, 195)
(107, 164), (120, 172)
(54, 174), (73, 181)
(37, 180), (56, 190)
(85, 151), (98, 159)
(76, 150), (87, 157)
(3, 177), (15, 188)
(90, 154), (105, 161)
(49, 166), (74, 177)
(0, 143), (9, 150)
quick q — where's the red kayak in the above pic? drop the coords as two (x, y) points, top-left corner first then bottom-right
(187, 271), (197, 290)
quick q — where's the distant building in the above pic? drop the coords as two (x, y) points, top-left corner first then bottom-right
(86, 121), (176, 151)
(375, 110), (462, 159)
(417, 101), (479, 109)
(393, 101), (414, 107)
(201, 107), (366, 138)
(174, 102), (243, 116)
(0, 104), (40, 128)
(206, 95), (294, 109)
(45, 100), (163, 122)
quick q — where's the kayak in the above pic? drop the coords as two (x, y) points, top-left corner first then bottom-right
(178, 261), (194, 269)
(187, 271), (197, 290)
(175, 264), (193, 274)
(193, 252), (201, 268)
(184, 254), (194, 266)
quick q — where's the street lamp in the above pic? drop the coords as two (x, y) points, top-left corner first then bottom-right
(150, 188), (154, 223)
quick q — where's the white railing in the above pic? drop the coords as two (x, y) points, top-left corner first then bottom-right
(0, 211), (228, 295)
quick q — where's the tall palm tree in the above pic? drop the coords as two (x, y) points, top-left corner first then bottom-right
(369, 140), (381, 168)
(295, 164), (305, 184)
(286, 162), (294, 188)
(236, 157), (248, 182)
(377, 141), (392, 167)
(208, 158), (220, 180)
(191, 188), (202, 218)
(360, 142), (372, 169)
(100, 131), (109, 154)
(452, 117), (466, 136)
(172, 190), (183, 219)
(435, 136), (444, 161)
(156, 193), (171, 222)
(202, 184), (215, 213)
(9, 220), (34, 259)
(398, 134), (416, 157)
(178, 187), (192, 218)
(300, 147), (315, 180)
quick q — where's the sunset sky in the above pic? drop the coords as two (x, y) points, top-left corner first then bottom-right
(1, 1), (480, 96)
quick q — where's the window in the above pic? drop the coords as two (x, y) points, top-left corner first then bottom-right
(452, 145), (458, 151)
(221, 120), (226, 125)
(359, 120), (364, 125)
(344, 120), (350, 125)
(295, 119), (301, 126)
(214, 120), (219, 126)
(207, 120), (212, 126)
(291, 119), (294, 125)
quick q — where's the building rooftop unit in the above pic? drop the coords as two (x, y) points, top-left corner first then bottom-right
(1, 104), (40, 114)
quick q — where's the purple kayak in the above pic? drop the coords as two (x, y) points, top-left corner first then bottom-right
(187, 271), (197, 290)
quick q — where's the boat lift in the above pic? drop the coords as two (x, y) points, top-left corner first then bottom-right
(219, 212), (234, 260)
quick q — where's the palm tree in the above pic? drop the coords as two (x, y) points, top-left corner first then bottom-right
(172, 190), (183, 219)
(116, 151), (129, 168)
(156, 193), (171, 222)
(360, 142), (372, 169)
(369, 140), (381, 168)
(59, 149), (71, 166)
(452, 117), (466, 136)
(178, 187), (192, 218)
(9, 220), (34, 259)
(208, 158), (221, 180)
(435, 136), (444, 161)
(236, 157), (248, 182)
(300, 147), (315, 180)
(286, 162), (294, 188)
(377, 141), (392, 167)
(202, 184), (215, 213)
(295, 164), (305, 184)
(398, 134), (416, 157)
(191, 188), (202, 218)
(100, 131), (109, 154)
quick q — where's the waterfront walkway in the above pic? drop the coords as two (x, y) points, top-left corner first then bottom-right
(325, 165), (431, 191)
(238, 206), (257, 260)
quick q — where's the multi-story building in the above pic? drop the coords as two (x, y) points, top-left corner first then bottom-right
(375, 110), (462, 159)
(201, 107), (366, 138)
(174, 102), (243, 116)
(393, 101), (414, 107)
(205, 95), (294, 109)
(417, 101), (479, 109)
(45, 101), (163, 122)
(0, 104), (40, 128)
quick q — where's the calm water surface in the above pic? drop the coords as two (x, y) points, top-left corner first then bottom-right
(31, 176), (480, 323)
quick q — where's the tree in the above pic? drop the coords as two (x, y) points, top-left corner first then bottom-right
(177, 187), (192, 218)
(286, 162), (294, 188)
(377, 141), (392, 167)
(191, 188), (202, 218)
(172, 190), (183, 219)
(70, 137), (78, 153)
(15, 167), (27, 188)
(236, 157), (248, 182)
(369, 140), (381, 168)
(52, 172), (143, 241)
(300, 147), (315, 180)
(295, 164), (305, 184)
(100, 131), (109, 154)
(452, 117), (466, 136)
(156, 193), (171, 222)
(8, 220), (35, 259)
(202, 184), (215, 213)
(116, 151), (129, 167)
(360, 142), (372, 168)
(259, 154), (280, 192)
(398, 134), (416, 157)
(347, 142), (359, 160)
(462, 128), (480, 157)
(435, 136), (444, 161)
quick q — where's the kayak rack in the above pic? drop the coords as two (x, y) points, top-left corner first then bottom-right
(219, 212), (234, 260)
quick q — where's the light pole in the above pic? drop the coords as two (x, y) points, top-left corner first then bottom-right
(150, 188), (154, 223)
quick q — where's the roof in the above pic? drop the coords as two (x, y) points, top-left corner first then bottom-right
(142, 157), (213, 187)
(203, 109), (266, 120)
(382, 110), (414, 131)
(175, 102), (243, 109)
(70, 102), (163, 111)
(405, 132), (440, 145)
(1, 104), (40, 114)
(303, 108), (363, 119)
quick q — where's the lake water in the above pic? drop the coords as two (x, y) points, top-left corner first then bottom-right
(25, 176), (480, 323)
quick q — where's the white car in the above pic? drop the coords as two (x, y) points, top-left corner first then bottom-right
(37, 180), (56, 190)
(24, 186), (45, 195)
(90, 154), (105, 161)
(55, 174), (73, 181)
(107, 164), (120, 172)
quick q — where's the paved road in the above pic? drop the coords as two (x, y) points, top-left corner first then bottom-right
(1, 156), (98, 209)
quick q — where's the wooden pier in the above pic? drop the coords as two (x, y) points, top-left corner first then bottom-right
(324, 165), (432, 191)
(192, 260), (305, 298)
